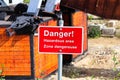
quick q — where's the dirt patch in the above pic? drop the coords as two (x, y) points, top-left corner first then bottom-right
(45, 37), (120, 80)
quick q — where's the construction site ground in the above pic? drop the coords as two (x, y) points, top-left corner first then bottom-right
(45, 37), (120, 80)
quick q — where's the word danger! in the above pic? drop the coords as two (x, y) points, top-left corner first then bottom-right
(44, 30), (74, 38)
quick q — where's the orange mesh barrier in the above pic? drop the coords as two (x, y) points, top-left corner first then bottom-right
(34, 19), (58, 78)
(0, 28), (31, 76)
(0, 14), (87, 78)
(72, 11), (88, 58)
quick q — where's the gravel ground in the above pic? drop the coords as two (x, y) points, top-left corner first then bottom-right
(44, 37), (120, 80)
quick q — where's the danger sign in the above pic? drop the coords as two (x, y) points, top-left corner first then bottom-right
(38, 26), (83, 54)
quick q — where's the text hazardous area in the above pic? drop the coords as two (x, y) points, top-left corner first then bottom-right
(38, 26), (84, 54)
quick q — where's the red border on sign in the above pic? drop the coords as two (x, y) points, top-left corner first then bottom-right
(38, 26), (84, 54)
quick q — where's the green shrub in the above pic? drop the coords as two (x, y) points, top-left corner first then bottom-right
(24, 0), (30, 3)
(115, 29), (120, 38)
(88, 26), (101, 38)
